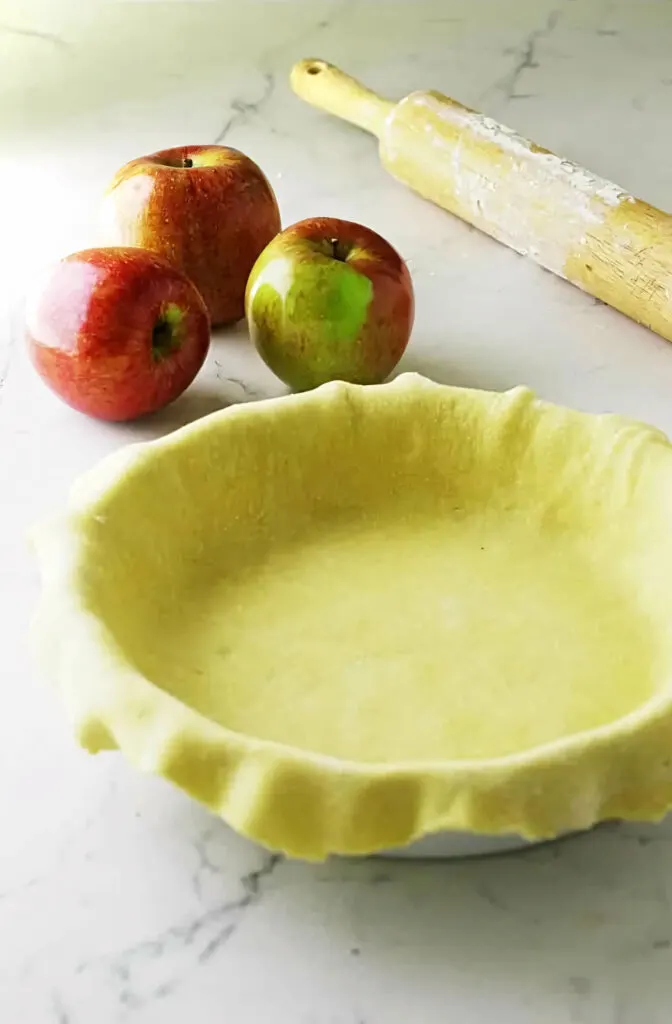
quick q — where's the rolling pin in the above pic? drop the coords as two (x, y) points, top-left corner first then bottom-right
(291, 58), (672, 344)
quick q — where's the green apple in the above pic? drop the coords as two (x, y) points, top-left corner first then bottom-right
(245, 217), (414, 390)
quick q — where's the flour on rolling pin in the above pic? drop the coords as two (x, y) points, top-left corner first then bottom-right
(390, 91), (637, 279)
(291, 59), (672, 345)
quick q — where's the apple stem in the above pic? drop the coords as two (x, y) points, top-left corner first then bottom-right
(329, 238), (349, 262)
(183, 156), (193, 168)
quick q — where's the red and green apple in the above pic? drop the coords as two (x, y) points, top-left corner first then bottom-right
(245, 217), (414, 390)
(101, 145), (281, 326)
(26, 246), (210, 422)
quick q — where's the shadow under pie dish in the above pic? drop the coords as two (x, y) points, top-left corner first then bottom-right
(30, 373), (672, 861)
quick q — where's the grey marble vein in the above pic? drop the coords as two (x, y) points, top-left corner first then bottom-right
(212, 363), (266, 402)
(474, 881), (508, 911)
(0, 22), (69, 49)
(75, 852), (282, 1010)
(50, 991), (71, 1024)
(198, 922), (236, 964)
(258, 0), (355, 79)
(481, 9), (560, 104)
(0, 874), (40, 904)
(208, 0), (353, 152)
(213, 72), (275, 144)
(192, 825), (223, 898)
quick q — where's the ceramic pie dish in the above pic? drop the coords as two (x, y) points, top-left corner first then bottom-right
(31, 374), (672, 861)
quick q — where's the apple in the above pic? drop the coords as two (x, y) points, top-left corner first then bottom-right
(26, 247), (210, 422)
(245, 217), (414, 391)
(101, 145), (281, 326)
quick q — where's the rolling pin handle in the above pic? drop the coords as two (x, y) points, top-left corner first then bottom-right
(290, 59), (394, 138)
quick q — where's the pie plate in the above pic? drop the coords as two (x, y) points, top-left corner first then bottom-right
(30, 374), (672, 861)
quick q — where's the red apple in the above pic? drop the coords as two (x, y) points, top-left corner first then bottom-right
(245, 217), (414, 391)
(26, 247), (210, 422)
(101, 145), (281, 326)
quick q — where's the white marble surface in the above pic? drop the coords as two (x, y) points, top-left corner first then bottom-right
(3, 1), (672, 1020)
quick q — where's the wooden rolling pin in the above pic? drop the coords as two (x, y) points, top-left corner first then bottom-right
(291, 58), (672, 344)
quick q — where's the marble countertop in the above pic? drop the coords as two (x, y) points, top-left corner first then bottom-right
(3, 1), (672, 1020)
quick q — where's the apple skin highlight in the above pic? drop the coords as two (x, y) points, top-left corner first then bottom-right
(26, 247), (211, 422)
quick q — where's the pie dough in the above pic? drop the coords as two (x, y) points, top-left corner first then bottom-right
(31, 374), (672, 859)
